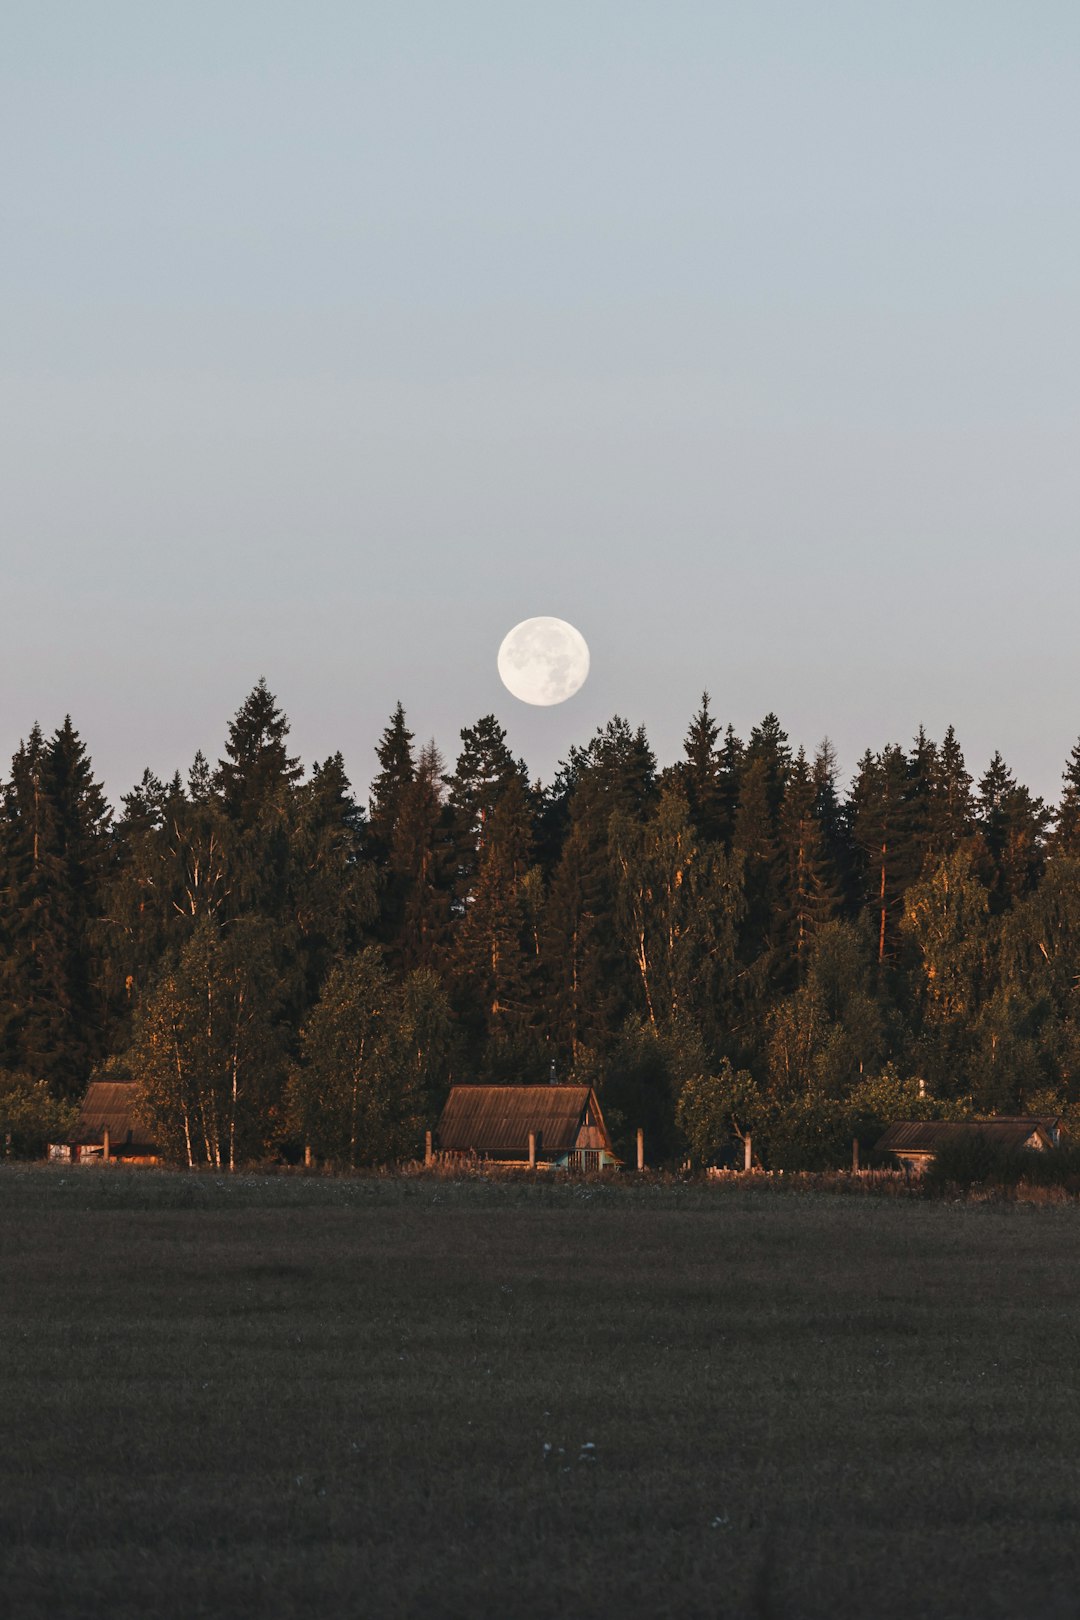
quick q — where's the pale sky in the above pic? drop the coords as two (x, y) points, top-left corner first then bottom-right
(3, 2), (1079, 804)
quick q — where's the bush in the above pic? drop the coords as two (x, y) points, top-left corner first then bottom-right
(1015, 1142), (1080, 1193)
(925, 1134), (1031, 1190)
(764, 1094), (852, 1172)
(0, 1071), (78, 1159)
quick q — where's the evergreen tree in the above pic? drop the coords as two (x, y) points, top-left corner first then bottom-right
(976, 752), (1049, 912)
(1053, 737), (1080, 857)
(289, 754), (375, 1002)
(929, 725), (974, 856)
(445, 714), (527, 914)
(744, 713), (792, 823)
(776, 749), (839, 978)
(368, 703), (415, 861)
(540, 719), (656, 1068)
(215, 678), (302, 827)
(848, 745), (915, 967)
(388, 741), (453, 971)
(680, 693), (727, 844)
(450, 773), (538, 1049)
(0, 720), (111, 1094)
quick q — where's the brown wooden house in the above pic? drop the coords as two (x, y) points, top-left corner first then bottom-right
(436, 1085), (621, 1170)
(875, 1116), (1064, 1173)
(49, 1081), (159, 1165)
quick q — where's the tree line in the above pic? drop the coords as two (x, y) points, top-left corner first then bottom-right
(3, 679), (1080, 1167)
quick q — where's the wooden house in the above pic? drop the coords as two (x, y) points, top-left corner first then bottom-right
(875, 1116), (1064, 1173)
(49, 1081), (159, 1165)
(435, 1084), (621, 1170)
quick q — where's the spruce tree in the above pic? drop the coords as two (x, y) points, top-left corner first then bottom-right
(976, 752), (1049, 911)
(0, 720), (111, 1094)
(215, 678), (302, 826)
(1054, 738), (1080, 856)
(680, 693), (727, 844)
(928, 725), (974, 857)
(289, 754), (374, 1003)
(388, 741), (453, 970)
(776, 749), (839, 979)
(450, 773), (539, 1050)
(368, 702), (415, 862)
(848, 744), (915, 967)
(445, 714), (528, 915)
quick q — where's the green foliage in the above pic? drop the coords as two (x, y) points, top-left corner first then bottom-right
(6, 691), (1080, 1170)
(923, 1134), (1030, 1190)
(763, 1093), (852, 1171)
(127, 915), (287, 1168)
(286, 949), (453, 1166)
(0, 1069), (78, 1157)
(846, 1065), (969, 1141)
(675, 1061), (762, 1165)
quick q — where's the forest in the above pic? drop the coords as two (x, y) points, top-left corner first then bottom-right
(3, 679), (1080, 1169)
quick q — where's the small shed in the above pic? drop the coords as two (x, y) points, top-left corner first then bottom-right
(875, 1116), (1063, 1173)
(49, 1081), (159, 1165)
(436, 1084), (621, 1170)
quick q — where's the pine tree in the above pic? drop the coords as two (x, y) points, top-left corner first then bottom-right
(215, 678), (302, 826)
(445, 714), (528, 915)
(732, 754), (780, 966)
(680, 693), (727, 844)
(368, 703), (415, 862)
(1054, 738), (1080, 856)
(904, 726), (939, 878)
(744, 714), (792, 823)
(930, 725), (974, 855)
(718, 725), (745, 850)
(289, 754), (374, 1003)
(776, 749), (839, 978)
(976, 752), (1049, 911)
(848, 744), (915, 967)
(0, 720), (112, 1095)
(388, 741), (453, 971)
(450, 773), (539, 1049)
(187, 750), (213, 804)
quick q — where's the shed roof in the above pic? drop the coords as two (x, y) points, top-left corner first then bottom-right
(74, 1081), (156, 1152)
(437, 1085), (610, 1156)
(875, 1117), (1059, 1156)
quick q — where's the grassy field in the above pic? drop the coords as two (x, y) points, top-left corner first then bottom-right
(2, 1169), (1080, 1619)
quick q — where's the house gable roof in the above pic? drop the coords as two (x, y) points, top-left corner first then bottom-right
(75, 1081), (156, 1152)
(875, 1117), (1060, 1156)
(436, 1085), (611, 1156)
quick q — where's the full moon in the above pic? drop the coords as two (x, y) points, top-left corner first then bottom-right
(497, 617), (590, 706)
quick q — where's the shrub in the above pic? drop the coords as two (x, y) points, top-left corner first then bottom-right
(0, 1071), (78, 1158)
(924, 1134), (1029, 1190)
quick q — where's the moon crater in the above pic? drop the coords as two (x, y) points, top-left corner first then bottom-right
(497, 617), (590, 706)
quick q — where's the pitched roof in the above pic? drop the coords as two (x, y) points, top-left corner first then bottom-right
(75, 1081), (156, 1152)
(875, 1117), (1059, 1156)
(437, 1085), (608, 1156)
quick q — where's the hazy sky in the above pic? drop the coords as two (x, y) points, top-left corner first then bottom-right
(3, 2), (1079, 805)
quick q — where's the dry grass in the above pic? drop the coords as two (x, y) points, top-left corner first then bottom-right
(2, 1167), (1080, 1619)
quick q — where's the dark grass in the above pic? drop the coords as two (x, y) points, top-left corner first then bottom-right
(3, 1168), (1080, 1619)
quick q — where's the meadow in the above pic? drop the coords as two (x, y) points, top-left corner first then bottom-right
(2, 1168), (1079, 1619)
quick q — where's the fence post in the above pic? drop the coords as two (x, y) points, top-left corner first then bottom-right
(852, 1137), (860, 1173)
(102, 1126), (110, 1163)
(528, 1131), (536, 1169)
(637, 1128), (645, 1172)
(744, 1133), (752, 1173)
(425, 1130), (433, 1168)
